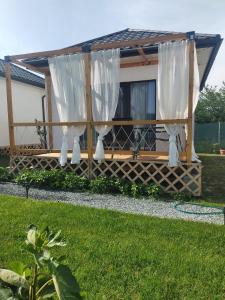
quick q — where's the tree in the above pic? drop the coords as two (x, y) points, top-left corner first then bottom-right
(195, 82), (225, 123)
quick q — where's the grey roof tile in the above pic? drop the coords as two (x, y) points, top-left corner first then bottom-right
(0, 59), (44, 88)
(73, 28), (220, 48)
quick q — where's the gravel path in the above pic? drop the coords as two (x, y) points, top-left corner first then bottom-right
(0, 183), (223, 225)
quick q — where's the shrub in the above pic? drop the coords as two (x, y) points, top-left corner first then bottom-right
(15, 169), (66, 189)
(0, 167), (12, 182)
(47, 169), (66, 189)
(146, 183), (163, 199)
(172, 192), (192, 202)
(89, 176), (120, 194)
(130, 182), (147, 198)
(15, 169), (163, 200)
(63, 173), (89, 191)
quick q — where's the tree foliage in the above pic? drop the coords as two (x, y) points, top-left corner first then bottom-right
(195, 82), (225, 123)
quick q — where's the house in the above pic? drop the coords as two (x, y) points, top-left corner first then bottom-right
(4, 28), (222, 195)
(0, 59), (45, 154)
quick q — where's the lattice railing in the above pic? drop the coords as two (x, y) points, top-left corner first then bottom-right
(0, 144), (42, 156)
(103, 125), (163, 151)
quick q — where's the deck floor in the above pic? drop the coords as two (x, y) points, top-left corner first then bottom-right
(35, 152), (187, 162)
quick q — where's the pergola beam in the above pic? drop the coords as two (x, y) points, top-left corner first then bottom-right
(26, 58), (159, 74)
(7, 32), (188, 62)
(45, 75), (53, 149)
(12, 118), (188, 127)
(5, 63), (15, 154)
(121, 59), (158, 68)
(186, 40), (195, 164)
(137, 47), (148, 64)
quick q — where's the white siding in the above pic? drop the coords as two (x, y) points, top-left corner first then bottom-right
(0, 77), (45, 146)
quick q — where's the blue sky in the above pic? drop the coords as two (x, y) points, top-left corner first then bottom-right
(0, 0), (224, 86)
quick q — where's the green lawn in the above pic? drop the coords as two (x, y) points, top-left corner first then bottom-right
(1, 195), (225, 299)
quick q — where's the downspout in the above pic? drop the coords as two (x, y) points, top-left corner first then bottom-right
(41, 95), (47, 149)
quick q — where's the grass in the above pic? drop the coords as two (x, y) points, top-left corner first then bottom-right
(1, 195), (225, 299)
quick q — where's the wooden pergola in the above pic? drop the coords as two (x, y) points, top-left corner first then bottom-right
(5, 31), (195, 166)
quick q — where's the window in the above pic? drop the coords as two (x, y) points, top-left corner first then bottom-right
(115, 80), (156, 120)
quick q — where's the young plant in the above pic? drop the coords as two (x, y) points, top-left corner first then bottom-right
(146, 183), (162, 199)
(172, 192), (192, 202)
(0, 167), (12, 182)
(0, 225), (83, 300)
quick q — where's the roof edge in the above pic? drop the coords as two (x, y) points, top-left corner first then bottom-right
(200, 35), (223, 90)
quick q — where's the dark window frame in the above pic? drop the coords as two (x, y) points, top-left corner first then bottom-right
(115, 79), (156, 120)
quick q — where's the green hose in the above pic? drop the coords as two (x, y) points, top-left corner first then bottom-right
(174, 202), (224, 215)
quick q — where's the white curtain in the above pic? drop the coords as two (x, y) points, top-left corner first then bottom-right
(158, 40), (189, 167)
(91, 48), (120, 162)
(191, 47), (201, 162)
(48, 54), (86, 166)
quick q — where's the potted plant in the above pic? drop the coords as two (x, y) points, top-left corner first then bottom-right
(220, 148), (225, 155)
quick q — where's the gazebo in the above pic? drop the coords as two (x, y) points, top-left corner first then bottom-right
(4, 29), (222, 196)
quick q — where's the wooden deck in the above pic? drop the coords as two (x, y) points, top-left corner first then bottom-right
(36, 152), (187, 162)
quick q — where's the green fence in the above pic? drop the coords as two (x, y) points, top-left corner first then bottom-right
(195, 122), (225, 153)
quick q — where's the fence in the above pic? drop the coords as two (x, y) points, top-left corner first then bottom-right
(195, 122), (225, 153)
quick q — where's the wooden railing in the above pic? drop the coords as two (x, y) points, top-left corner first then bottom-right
(11, 119), (189, 160)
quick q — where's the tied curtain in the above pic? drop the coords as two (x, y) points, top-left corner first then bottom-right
(190, 48), (201, 162)
(48, 54), (86, 166)
(91, 48), (120, 162)
(158, 40), (200, 167)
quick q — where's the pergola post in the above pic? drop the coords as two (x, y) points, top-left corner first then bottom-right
(84, 52), (93, 178)
(5, 62), (15, 155)
(45, 74), (53, 149)
(186, 39), (195, 164)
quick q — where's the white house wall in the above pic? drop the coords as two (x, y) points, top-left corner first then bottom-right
(0, 77), (45, 146)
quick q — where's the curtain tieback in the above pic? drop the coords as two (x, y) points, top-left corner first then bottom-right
(59, 134), (68, 167)
(98, 135), (104, 141)
(168, 133), (179, 167)
(74, 136), (80, 143)
(169, 135), (177, 143)
(71, 135), (81, 165)
(94, 134), (105, 163)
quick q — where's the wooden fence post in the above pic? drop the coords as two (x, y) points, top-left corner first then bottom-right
(187, 40), (195, 164)
(84, 52), (93, 178)
(46, 74), (53, 149)
(5, 62), (15, 155)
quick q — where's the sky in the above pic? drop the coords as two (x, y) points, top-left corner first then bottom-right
(0, 0), (224, 86)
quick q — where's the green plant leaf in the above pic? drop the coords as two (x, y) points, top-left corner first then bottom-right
(47, 230), (66, 248)
(0, 269), (28, 289)
(26, 226), (37, 247)
(51, 264), (82, 300)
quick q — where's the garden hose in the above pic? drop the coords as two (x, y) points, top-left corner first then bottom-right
(174, 202), (225, 216)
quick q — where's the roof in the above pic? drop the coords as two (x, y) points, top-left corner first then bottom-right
(73, 28), (221, 49)
(23, 28), (223, 90)
(0, 59), (45, 88)
(75, 29), (222, 91)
